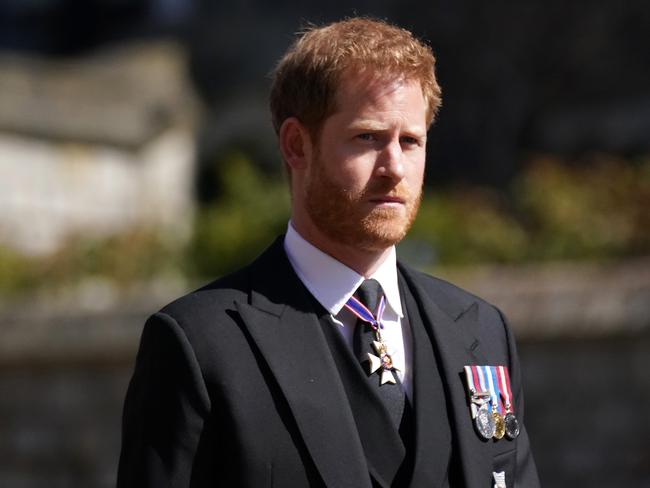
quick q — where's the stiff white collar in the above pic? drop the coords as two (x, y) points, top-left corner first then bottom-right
(284, 222), (403, 318)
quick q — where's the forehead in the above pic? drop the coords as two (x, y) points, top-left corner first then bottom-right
(330, 71), (426, 122)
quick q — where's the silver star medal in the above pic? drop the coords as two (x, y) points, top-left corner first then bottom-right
(367, 339), (399, 385)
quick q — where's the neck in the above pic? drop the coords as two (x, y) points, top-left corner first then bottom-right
(291, 218), (392, 277)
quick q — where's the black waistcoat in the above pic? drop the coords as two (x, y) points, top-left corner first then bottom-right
(318, 273), (453, 488)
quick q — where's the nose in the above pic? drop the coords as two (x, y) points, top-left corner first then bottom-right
(375, 139), (405, 181)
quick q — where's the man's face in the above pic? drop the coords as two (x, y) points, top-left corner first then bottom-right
(303, 73), (427, 252)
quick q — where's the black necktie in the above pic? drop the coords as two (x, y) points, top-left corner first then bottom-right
(353, 279), (406, 430)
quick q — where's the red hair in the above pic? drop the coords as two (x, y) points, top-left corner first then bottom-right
(270, 17), (442, 138)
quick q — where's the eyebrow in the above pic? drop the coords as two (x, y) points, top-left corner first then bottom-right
(348, 120), (388, 131)
(349, 120), (427, 139)
(349, 121), (427, 143)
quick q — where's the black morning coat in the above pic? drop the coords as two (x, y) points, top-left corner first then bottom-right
(117, 237), (540, 487)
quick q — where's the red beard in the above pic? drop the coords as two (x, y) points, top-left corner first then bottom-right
(305, 155), (421, 252)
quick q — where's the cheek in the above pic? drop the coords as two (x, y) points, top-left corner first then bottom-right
(402, 153), (425, 185)
(322, 150), (376, 189)
(342, 164), (378, 193)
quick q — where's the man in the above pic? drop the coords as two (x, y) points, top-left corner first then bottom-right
(118, 18), (540, 488)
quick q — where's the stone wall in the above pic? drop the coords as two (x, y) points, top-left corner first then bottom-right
(0, 41), (197, 255)
(0, 130), (195, 255)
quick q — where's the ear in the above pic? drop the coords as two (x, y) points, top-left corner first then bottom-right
(279, 117), (313, 170)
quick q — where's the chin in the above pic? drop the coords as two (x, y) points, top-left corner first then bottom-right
(355, 218), (409, 251)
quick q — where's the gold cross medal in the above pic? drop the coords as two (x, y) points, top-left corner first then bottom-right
(367, 339), (399, 385)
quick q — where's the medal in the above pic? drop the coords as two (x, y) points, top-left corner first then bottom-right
(497, 365), (520, 439)
(465, 366), (496, 439)
(463, 366), (488, 417)
(465, 364), (518, 441)
(493, 411), (506, 439)
(487, 366), (506, 439)
(345, 294), (399, 385)
(504, 412), (520, 439)
(475, 402), (496, 440)
(478, 365), (503, 440)
(368, 340), (398, 384)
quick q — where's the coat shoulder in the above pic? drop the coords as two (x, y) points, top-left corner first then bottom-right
(157, 265), (251, 332)
(399, 262), (501, 320)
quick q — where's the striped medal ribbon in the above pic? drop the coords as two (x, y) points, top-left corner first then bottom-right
(486, 366), (506, 439)
(497, 366), (520, 439)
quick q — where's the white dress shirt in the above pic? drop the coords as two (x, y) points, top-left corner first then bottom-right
(284, 222), (413, 400)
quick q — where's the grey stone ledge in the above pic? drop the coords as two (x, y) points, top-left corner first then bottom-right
(437, 256), (650, 340)
(1, 257), (649, 365)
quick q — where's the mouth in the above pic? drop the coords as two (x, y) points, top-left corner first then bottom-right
(368, 195), (406, 205)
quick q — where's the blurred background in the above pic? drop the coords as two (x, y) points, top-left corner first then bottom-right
(0, 1), (649, 486)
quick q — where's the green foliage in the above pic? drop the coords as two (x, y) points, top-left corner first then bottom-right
(0, 247), (36, 295)
(515, 156), (650, 260)
(189, 151), (290, 277)
(43, 230), (183, 285)
(406, 187), (529, 265)
(405, 155), (649, 266)
(0, 230), (182, 297)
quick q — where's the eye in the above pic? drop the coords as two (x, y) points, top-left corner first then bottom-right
(356, 133), (377, 142)
(400, 135), (423, 147)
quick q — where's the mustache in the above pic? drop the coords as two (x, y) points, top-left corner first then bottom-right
(362, 180), (415, 201)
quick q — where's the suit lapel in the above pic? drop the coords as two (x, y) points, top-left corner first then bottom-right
(398, 263), (491, 488)
(235, 239), (372, 488)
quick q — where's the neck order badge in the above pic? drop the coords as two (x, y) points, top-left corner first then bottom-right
(344, 293), (399, 385)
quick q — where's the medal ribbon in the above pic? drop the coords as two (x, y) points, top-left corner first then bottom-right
(497, 365), (515, 413)
(464, 366), (479, 418)
(344, 294), (386, 330)
(489, 366), (504, 414)
(475, 365), (489, 405)
(464, 366), (477, 393)
(483, 366), (499, 413)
